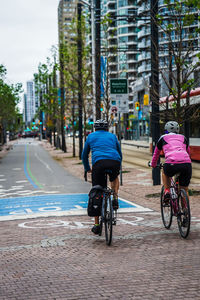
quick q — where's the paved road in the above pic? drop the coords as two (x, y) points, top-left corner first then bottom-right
(0, 139), (148, 221)
(0, 139), (200, 299)
(0, 138), (90, 196)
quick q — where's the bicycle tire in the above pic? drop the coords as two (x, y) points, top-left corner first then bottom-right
(160, 185), (173, 229)
(104, 194), (113, 246)
(177, 189), (191, 238)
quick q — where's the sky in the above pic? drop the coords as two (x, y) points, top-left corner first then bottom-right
(0, 0), (59, 106)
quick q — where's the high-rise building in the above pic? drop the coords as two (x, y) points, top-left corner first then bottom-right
(23, 94), (27, 126)
(23, 81), (35, 126)
(134, 0), (199, 99)
(58, 0), (78, 43)
(101, 0), (138, 101)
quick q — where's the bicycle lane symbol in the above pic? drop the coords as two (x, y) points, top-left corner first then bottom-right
(18, 216), (145, 229)
(18, 215), (200, 230)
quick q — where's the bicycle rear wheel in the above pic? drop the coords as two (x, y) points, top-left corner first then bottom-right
(177, 189), (191, 238)
(104, 195), (113, 246)
(160, 186), (173, 229)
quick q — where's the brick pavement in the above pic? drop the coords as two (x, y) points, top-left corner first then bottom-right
(0, 139), (200, 299)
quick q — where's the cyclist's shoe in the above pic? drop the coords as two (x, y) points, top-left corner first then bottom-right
(91, 224), (101, 235)
(112, 197), (119, 210)
(163, 191), (170, 205)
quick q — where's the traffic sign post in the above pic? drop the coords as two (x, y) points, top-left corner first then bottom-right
(110, 79), (129, 114)
(110, 79), (128, 187)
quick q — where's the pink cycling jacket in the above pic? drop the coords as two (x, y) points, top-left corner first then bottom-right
(151, 133), (191, 167)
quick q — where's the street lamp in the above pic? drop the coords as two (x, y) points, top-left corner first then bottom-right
(79, 0), (96, 122)
(150, 0), (160, 185)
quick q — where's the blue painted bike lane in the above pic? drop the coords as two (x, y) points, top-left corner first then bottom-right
(0, 194), (152, 221)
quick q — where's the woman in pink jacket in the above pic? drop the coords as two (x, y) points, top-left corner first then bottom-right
(151, 121), (192, 202)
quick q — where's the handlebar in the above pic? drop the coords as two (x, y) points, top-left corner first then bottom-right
(148, 161), (163, 169)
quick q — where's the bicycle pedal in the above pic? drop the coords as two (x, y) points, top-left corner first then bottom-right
(112, 218), (117, 225)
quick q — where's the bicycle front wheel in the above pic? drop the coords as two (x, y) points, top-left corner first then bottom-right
(160, 186), (173, 229)
(177, 189), (191, 238)
(104, 195), (113, 246)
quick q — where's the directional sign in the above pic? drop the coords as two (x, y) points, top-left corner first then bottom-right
(110, 79), (129, 113)
(110, 79), (128, 94)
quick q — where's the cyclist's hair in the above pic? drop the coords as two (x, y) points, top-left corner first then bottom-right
(164, 121), (180, 134)
(94, 119), (108, 130)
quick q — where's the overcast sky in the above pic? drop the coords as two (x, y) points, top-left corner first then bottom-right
(0, 0), (59, 96)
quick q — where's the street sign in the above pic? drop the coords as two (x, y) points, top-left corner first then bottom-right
(110, 79), (129, 113)
(143, 94), (149, 105)
(111, 106), (118, 113)
(110, 79), (128, 94)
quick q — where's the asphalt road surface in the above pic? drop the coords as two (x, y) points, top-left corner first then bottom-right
(0, 138), (90, 198)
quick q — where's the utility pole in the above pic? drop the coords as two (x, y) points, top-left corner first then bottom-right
(150, 0), (160, 185)
(59, 42), (67, 153)
(95, 0), (101, 120)
(77, 2), (83, 159)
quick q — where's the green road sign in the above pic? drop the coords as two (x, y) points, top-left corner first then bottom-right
(110, 79), (128, 94)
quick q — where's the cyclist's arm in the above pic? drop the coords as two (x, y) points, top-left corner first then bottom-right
(81, 139), (91, 172)
(151, 136), (163, 167)
(184, 136), (191, 157)
(115, 136), (122, 162)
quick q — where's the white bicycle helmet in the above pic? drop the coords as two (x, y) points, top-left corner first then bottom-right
(94, 119), (108, 130)
(164, 121), (180, 134)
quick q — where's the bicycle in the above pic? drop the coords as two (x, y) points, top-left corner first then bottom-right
(85, 170), (117, 246)
(148, 162), (191, 238)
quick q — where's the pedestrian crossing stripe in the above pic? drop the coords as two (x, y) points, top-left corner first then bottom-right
(0, 193), (152, 221)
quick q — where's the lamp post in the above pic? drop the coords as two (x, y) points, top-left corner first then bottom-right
(77, 2), (83, 159)
(150, 0), (160, 185)
(79, 0), (96, 122)
(95, 0), (101, 120)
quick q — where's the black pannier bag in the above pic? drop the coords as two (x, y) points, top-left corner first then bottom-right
(87, 185), (104, 217)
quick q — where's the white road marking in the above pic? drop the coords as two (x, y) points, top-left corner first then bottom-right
(12, 168), (22, 171)
(8, 186), (24, 191)
(74, 205), (83, 209)
(136, 173), (149, 177)
(0, 175), (5, 177)
(0, 179), (6, 182)
(35, 152), (53, 173)
(16, 180), (28, 183)
(124, 180), (152, 186)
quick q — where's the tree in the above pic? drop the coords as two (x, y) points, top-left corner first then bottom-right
(0, 65), (22, 144)
(34, 50), (60, 147)
(155, 0), (200, 135)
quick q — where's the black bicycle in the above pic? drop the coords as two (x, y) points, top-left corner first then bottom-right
(85, 171), (117, 246)
(99, 185), (117, 245)
(149, 162), (191, 238)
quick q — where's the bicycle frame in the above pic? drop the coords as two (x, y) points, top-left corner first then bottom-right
(170, 176), (179, 216)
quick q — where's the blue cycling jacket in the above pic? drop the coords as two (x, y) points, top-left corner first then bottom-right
(81, 130), (122, 172)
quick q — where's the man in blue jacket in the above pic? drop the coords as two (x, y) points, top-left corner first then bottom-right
(82, 119), (122, 234)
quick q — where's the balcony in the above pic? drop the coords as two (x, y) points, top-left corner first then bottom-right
(107, 0), (115, 5)
(138, 28), (150, 39)
(138, 52), (151, 61)
(138, 40), (151, 49)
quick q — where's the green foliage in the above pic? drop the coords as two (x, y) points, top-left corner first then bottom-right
(0, 64), (23, 137)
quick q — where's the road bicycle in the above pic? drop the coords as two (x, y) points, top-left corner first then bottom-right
(85, 171), (117, 246)
(149, 162), (191, 238)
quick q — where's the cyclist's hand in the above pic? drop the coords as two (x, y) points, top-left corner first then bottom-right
(87, 169), (92, 174)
